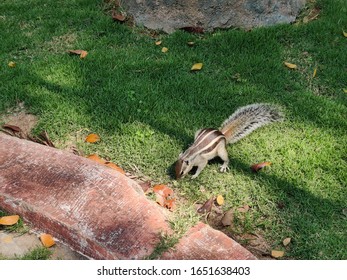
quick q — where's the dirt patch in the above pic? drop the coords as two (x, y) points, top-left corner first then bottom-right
(1, 102), (38, 136)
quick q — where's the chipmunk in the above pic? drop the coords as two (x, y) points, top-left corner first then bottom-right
(175, 103), (283, 179)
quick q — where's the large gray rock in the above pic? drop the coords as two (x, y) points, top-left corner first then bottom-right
(123, 0), (306, 33)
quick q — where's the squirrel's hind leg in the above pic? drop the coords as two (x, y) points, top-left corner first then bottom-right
(217, 145), (230, 173)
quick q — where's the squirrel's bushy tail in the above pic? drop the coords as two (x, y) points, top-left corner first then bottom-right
(220, 103), (283, 144)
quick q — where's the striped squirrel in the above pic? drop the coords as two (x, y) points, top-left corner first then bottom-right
(175, 103), (283, 179)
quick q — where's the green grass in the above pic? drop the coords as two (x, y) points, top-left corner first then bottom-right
(1, 0), (346, 259)
(0, 247), (52, 260)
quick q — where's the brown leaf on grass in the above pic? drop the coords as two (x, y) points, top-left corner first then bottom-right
(161, 47), (168, 53)
(139, 181), (151, 192)
(40, 233), (55, 248)
(155, 40), (162, 46)
(221, 209), (234, 226)
(251, 161), (272, 172)
(180, 26), (204, 34)
(0, 215), (20, 226)
(68, 49), (88, 59)
(39, 131), (55, 147)
(104, 162), (125, 174)
(197, 197), (214, 214)
(237, 204), (250, 213)
(85, 133), (100, 143)
(112, 10), (126, 22)
(283, 237), (291, 246)
(153, 184), (175, 211)
(271, 250), (285, 258)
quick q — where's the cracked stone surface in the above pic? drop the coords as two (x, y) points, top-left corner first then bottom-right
(123, 0), (306, 33)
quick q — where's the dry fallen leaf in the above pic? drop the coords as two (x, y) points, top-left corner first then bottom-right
(87, 154), (106, 164)
(343, 30), (347, 38)
(283, 237), (291, 246)
(238, 204), (250, 213)
(216, 195), (224, 206)
(221, 209), (234, 226)
(271, 250), (285, 258)
(187, 41), (195, 46)
(312, 67), (317, 78)
(85, 133), (100, 143)
(40, 233), (55, 248)
(197, 197), (214, 214)
(79, 50), (88, 59)
(68, 49), (88, 59)
(251, 161), (272, 172)
(2, 124), (22, 133)
(153, 184), (175, 211)
(139, 181), (151, 192)
(161, 47), (168, 53)
(104, 162), (125, 174)
(155, 41), (162, 46)
(0, 215), (20, 226)
(112, 10), (126, 22)
(8, 61), (16, 68)
(191, 63), (203, 71)
(284, 62), (297, 69)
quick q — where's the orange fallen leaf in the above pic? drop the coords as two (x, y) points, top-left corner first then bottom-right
(79, 50), (88, 59)
(104, 162), (125, 174)
(284, 62), (297, 69)
(251, 161), (272, 172)
(161, 47), (168, 53)
(68, 49), (88, 59)
(155, 41), (162, 46)
(191, 63), (203, 71)
(8, 61), (16, 68)
(0, 215), (20, 226)
(153, 184), (175, 211)
(87, 154), (106, 164)
(271, 250), (285, 258)
(40, 233), (55, 248)
(85, 133), (100, 143)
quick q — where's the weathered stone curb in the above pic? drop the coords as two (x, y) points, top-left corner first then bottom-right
(161, 222), (256, 260)
(0, 133), (256, 260)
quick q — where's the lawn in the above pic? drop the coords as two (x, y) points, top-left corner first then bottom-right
(0, 0), (346, 259)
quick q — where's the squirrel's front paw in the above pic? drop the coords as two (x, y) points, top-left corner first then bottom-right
(220, 165), (229, 173)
